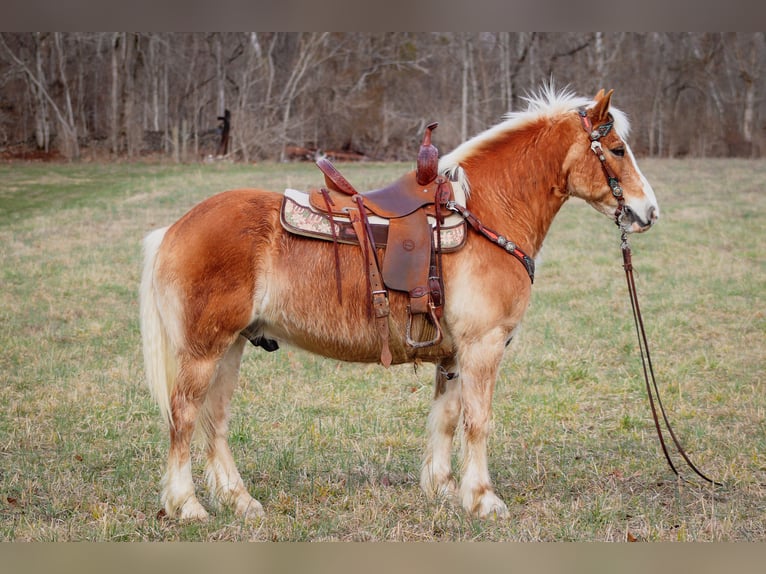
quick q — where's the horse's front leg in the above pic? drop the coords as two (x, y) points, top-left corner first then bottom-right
(420, 355), (461, 498)
(457, 331), (509, 518)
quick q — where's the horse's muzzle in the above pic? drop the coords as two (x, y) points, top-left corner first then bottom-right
(622, 204), (658, 233)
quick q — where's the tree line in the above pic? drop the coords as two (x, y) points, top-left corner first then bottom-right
(0, 32), (764, 162)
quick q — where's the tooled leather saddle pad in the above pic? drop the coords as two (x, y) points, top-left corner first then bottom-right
(280, 184), (467, 252)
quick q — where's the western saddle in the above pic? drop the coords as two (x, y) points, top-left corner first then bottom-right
(279, 123), (464, 366)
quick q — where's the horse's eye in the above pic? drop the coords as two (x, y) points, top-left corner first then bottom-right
(611, 147), (625, 157)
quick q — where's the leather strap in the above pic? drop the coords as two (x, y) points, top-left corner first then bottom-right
(578, 107), (625, 225)
(349, 201), (392, 367)
(446, 201), (535, 283)
(319, 187), (343, 304)
(430, 180), (448, 318)
(621, 237), (722, 487)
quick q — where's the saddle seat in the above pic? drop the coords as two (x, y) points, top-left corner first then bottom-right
(311, 161), (449, 219)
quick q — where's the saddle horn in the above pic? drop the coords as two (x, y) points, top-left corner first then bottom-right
(416, 122), (439, 185)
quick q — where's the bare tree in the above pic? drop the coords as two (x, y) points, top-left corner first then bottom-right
(1, 32), (764, 160)
(276, 33), (332, 161)
(728, 32), (765, 156)
(0, 33), (79, 159)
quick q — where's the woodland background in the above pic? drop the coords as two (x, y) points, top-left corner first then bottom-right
(0, 32), (764, 162)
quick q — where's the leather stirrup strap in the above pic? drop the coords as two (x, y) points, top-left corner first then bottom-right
(349, 204), (392, 367)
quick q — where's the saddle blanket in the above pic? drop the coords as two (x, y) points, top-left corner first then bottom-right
(280, 188), (467, 252)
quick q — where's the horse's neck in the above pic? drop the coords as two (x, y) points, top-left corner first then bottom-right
(463, 137), (570, 257)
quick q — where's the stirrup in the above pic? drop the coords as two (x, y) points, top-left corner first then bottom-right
(405, 303), (443, 348)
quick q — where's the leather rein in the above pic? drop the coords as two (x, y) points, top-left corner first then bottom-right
(579, 107), (722, 487)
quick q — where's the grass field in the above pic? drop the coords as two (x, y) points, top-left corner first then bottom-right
(0, 158), (764, 541)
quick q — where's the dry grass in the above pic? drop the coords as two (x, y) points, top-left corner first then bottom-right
(0, 158), (764, 541)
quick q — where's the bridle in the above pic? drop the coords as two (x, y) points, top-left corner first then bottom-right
(577, 107), (628, 229)
(578, 107), (722, 488)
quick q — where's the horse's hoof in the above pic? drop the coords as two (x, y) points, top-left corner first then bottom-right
(466, 489), (510, 519)
(479, 500), (509, 520)
(234, 496), (265, 521)
(433, 478), (458, 499)
(177, 498), (210, 521)
(420, 471), (458, 500)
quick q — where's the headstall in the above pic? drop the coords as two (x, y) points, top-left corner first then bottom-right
(577, 107), (627, 229)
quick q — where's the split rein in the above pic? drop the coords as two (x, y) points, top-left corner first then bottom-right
(579, 108), (722, 488)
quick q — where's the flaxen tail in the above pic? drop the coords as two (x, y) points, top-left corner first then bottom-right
(139, 227), (175, 427)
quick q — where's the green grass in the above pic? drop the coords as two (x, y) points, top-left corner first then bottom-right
(0, 158), (764, 541)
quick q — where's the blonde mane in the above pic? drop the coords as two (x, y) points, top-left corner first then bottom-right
(439, 85), (631, 194)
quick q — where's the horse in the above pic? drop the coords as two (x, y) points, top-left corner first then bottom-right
(139, 86), (659, 521)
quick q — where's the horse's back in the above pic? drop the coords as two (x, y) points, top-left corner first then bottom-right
(164, 188), (282, 246)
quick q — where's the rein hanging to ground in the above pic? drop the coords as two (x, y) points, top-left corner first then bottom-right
(579, 107), (722, 487)
(619, 234), (722, 487)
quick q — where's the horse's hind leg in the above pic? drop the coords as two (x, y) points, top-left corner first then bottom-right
(420, 356), (461, 498)
(200, 336), (264, 519)
(161, 354), (219, 520)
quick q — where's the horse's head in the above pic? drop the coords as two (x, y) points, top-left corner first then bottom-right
(566, 89), (659, 234)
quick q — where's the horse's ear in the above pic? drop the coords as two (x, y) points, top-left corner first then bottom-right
(591, 89), (614, 122)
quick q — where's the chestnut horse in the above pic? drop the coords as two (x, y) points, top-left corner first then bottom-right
(140, 87), (659, 520)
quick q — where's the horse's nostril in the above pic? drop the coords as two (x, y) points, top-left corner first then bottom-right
(648, 205), (658, 221)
